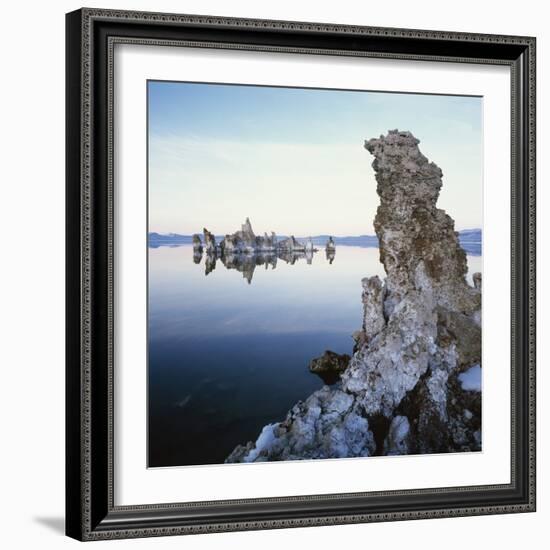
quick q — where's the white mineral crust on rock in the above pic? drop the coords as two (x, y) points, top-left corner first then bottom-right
(384, 415), (410, 455)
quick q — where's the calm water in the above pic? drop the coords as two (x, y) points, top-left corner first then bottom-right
(148, 244), (482, 467)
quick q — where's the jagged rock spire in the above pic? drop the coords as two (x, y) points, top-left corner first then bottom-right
(364, 130), (479, 315)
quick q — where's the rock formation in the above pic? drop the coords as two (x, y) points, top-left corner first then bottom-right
(278, 235), (305, 252)
(226, 386), (377, 463)
(325, 237), (336, 263)
(215, 218), (303, 253)
(194, 219), (321, 282)
(309, 350), (351, 384)
(226, 130), (482, 463)
(325, 237), (336, 264)
(203, 228), (217, 254)
(219, 218), (281, 253)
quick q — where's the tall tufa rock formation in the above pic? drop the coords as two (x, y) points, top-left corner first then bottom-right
(203, 228), (217, 254)
(226, 130), (482, 463)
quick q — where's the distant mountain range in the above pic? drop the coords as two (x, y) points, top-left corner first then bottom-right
(148, 229), (481, 256)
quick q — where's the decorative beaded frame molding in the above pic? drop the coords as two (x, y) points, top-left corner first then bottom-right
(65, 8), (536, 541)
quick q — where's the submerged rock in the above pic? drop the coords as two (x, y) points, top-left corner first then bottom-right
(226, 130), (482, 463)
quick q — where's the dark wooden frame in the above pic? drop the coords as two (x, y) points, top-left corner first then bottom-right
(66, 7), (536, 541)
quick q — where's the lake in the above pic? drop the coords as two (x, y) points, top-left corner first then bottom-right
(148, 244), (482, 467)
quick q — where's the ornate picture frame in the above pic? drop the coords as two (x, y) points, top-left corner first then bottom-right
(66, 8), (536, 541)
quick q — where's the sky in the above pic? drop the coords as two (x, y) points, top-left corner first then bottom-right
(148, 81), (482, 236)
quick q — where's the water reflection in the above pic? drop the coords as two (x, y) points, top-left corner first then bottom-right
(196, 248), (326, 283)
(148, 244), (481, 466)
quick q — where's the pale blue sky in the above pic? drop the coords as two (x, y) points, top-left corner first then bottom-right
(148, 81), (482, 236)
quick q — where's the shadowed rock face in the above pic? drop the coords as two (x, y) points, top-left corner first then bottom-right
(226, 130), (482, 463)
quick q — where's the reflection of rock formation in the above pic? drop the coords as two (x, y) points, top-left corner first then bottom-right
(193, 251), (202, 265)
(204, 253), (216, 276)
(226, 130), (482, 463)
(216, 249), (318, 283)
(220, 252), (277, 284)
(193, 247), (318, 283)
(277, 249), (314, 266)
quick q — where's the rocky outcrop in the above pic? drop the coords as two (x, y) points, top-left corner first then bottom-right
(195, 219), (321, 280)
(309, 350), (351, 384)
(203, 228), (216, 254)
(194, 219), (324, 281)
(226, 386), (376, 462)
(226, 130), (482, 463)
(325, 237), (336, 264)
(223, 218), (280, 253)
(205, 218), (318, 255)
(278, 235), (305, 252)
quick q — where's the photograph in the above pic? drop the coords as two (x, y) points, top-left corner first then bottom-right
(147, 81), (483, 468)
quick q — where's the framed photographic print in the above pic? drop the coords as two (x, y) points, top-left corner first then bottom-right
(65, 8), (536, 541)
